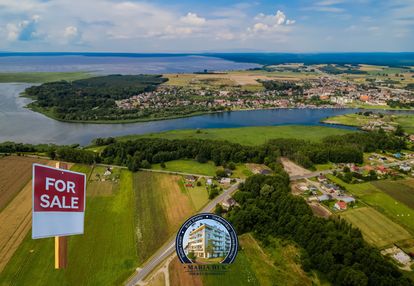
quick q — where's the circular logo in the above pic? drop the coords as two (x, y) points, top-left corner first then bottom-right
(176, 213), (238, 264)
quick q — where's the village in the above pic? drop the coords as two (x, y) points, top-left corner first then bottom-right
(115, 72), (414, 113)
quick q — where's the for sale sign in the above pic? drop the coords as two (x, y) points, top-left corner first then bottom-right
(32, 164), (86, 239)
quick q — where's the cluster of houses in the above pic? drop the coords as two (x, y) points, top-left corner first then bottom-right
(306, 77), (413, 107)
(114, 73), (413, 113)
(315, 175), (356, 211)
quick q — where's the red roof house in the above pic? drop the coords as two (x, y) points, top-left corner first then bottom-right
(334, 201), (347, 211)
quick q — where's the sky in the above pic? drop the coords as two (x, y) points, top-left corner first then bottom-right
(0, 0), (413, 52)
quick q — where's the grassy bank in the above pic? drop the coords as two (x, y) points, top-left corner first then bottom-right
(0, 72), (91, 83)
(202, 233), (324, 286)
(119, 125), (354, 145)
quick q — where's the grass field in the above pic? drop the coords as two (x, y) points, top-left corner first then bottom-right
(0, 72), (91, 83)
(340, 207), (412, 247)
(323, 113), (414, 131)
(328, 175), (414, 234)
(119, 126), (354, 146)
(133, 172), (196, 264)
(395, 115), (414, 133)
(0, 165), (138, 286)
(372, 179), (414, 209)
(152, 160), (217, 176)
(0, 156), (49, 210)
(202, 233), (322, 286)
(0, 159), (56, 272)
(231, 164), (253, 179)
(180, 177), (209, 210)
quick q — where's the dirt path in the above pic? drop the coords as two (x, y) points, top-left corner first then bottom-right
(280, 157), (312, 177)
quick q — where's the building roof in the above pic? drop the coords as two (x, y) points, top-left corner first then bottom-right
(335, 201), (347, 210)
(341, 196), (355, 203)
(318, 194), (331, 201)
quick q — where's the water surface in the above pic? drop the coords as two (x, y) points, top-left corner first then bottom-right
(3, 83), (411, 145)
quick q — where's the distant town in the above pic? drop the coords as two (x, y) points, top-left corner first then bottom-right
(116, 64), (414, 113)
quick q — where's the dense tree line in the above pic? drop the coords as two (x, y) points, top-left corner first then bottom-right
(319, 64), (368, 75)
(0, 131), (406, 171)
(0, 142), (99, 164)
(227, 173), (413, 286)
(100, 138), (271, 171)
(25, 75), (167, 121)
(258, 80), (304, 95)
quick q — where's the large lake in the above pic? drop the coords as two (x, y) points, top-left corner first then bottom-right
(2, 83), (412, 146)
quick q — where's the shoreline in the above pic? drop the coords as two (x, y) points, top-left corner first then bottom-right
(24, 103), (414, 125)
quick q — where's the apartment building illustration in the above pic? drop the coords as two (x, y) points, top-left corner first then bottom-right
(185, 222), (231, 259)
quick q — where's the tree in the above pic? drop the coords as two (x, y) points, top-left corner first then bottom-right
(395, 125), (405, 136)
(214, 204), (223, 215)
(160, 162), (166, 168)
(227, 162), (236, 170)
(141, 160), (151, 169)
(206, 240), (215, 258)
(216, 169), (227, 178)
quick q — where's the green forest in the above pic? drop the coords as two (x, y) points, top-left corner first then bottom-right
(228, 173), (413, 286)
(24, 74), (167, 122)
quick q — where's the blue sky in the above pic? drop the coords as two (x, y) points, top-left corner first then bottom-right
(0, 0), (413, 52)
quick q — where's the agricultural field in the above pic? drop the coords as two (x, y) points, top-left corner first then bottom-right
(0, 156), (49, 210)
(372, 179), (414, 209)
(0, 165), (138, 286)
(323, 113), (414, 132)
(179, 177), (209, 210)
(88, 166), (120, 196)
(230, 163), (253, 179)
(340, 207), (412, 247)
(152, 159), (217, 176)
(0, 157), (56, 272)
(328, 175), (414, 234)
(340, 65), (414, 88)
(395, 115), (414, 133)
(119, 126), (354, 146)
(133, 172), (196, 264)
(0, 71), (91, 83)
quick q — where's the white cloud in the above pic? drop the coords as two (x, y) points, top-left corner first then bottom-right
(315, 0), (344, 6)
(6, 14), (41, 41)
(6, 23), (19, 41)
(180, 12), (206, 26)
(64, 26), (78, 38)
(247, 10), (295, 35)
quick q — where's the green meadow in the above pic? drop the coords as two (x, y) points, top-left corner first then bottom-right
(202, 233), (325, 286)
(0, 166), (204, 285)
(119, 125), (354, 146)
(0, 166), (137, 286)
(152, 159), (217, 176)
(328, 175), (414, 234)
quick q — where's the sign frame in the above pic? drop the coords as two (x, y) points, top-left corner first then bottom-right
(32, 163), (86, 239)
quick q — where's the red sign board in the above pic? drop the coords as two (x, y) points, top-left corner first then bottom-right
(32, 164), (86, 239)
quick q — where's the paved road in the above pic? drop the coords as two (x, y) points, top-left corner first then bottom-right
(125, 181), (242, 286)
